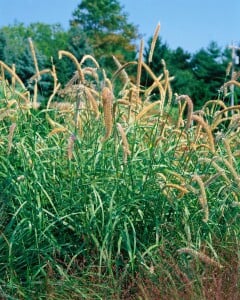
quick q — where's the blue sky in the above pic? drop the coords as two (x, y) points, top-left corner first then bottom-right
(0, 0), (239, 53)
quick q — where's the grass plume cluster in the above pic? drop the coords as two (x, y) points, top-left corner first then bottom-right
(0, 30), (239, 299)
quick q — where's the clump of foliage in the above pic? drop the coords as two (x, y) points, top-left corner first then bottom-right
(0, 26), (239, 299)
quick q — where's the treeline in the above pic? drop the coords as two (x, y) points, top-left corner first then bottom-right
(0, 0), (239, 107)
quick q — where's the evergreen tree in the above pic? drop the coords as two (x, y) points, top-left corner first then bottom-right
(142, 36), (171, 90)
(190, 41), (229, 107)
(142, 38), (231, 108)
(168, 47), (194, 96)
(142, 36), (194, 101)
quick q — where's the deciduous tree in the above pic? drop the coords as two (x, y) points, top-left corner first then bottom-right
(70, 0), (139, 67)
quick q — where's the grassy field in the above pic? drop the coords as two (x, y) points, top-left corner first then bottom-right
(0, 38), (240, 299)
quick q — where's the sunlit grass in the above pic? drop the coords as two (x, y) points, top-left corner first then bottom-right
(0, 34), (239, 299)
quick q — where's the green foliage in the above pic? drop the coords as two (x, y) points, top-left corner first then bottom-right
(0, 22), (92, 97)
(143, 37), (232, 108)
(144, 36), (170, 73)
(70, 0), (139, 67)
(0, 105), (239, 298)
(143, 36), (195, 102)
(0, 23), (46, 83)
(28, 23), (92, 85)
(190, 41), (229, 107)
(0, 53), (240, 297)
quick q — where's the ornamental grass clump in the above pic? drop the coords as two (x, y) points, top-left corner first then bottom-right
(0, 27), (239, 300)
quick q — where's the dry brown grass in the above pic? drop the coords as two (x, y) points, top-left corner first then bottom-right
(101, 86), (113, 142)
